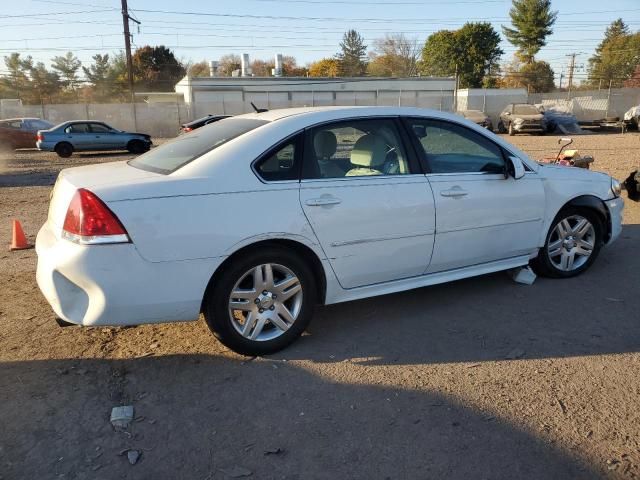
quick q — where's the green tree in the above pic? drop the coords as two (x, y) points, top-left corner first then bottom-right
(420, 23), (503, 88)
(367, 34), (419, 77)
(132, 45), (186, 91)
(502, 0), (557, 64)
(82, 54), (111, 100)
(503, 58), (555, 92)
(51, 51), (81, 90)
(28, 62), (60, 103)
(1, 53), (33, 99)
(588, 19), (640, 87)
(337, 30), (367, 76)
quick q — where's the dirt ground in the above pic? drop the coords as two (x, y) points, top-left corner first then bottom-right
(1, 132), (639, 480)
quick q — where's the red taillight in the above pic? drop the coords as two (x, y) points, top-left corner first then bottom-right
(62, 189), (129, 244)
(182, 126), (192, 132)
(37, 133), (44, 141)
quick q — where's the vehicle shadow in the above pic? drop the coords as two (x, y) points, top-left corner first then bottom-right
(0, 354), (599, 479)
(278, 224), (640, 367)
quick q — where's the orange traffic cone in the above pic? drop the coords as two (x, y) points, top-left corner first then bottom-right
(10, 220), (32, 251)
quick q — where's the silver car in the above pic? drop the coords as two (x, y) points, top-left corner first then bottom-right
(36, 120), (152, 158)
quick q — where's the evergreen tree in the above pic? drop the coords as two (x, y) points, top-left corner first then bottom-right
(337, 30), (367, 76)
(502, 0), (557, 63)
(588, 19), (640, 87)
(51, 51), (81, 90)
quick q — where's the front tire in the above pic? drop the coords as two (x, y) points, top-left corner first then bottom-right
(204, 247), (317, 356)
(127, 140), (148, 154)
(531, 207), (603, 278)
(508, 122), (515, 136)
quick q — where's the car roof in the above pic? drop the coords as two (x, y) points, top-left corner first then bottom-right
(233, 106), (480, 124)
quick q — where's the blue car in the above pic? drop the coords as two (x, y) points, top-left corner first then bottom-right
(36, 120), (152, 158)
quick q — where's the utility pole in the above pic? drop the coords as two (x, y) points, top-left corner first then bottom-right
(566, 53), (577, 99)
(121, 0), (140, 103)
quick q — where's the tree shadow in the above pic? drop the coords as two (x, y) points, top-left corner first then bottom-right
(0, 354), (599, 479)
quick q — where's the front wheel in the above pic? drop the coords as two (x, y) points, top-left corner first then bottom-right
(531, 207), (603, 278)
(204, 247), (317, 356)
(508, 122), (515, 136)
(127, 140), (148, 154)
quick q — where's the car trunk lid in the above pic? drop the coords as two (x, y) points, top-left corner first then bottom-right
(47, 161), (160, 235)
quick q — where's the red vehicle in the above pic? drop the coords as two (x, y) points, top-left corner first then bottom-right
(0, 117), (54, 149)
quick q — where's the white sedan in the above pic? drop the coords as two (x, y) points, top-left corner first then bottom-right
(36, 107), (624, 355)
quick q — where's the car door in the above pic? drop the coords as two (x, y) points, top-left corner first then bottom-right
(403, 117), (545, 273)
(89, 122), (121, 149)
(299, 117), (436, 289)
(64, 123), (94, 149)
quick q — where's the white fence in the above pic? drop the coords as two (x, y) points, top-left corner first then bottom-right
(2, 87), (638, 138)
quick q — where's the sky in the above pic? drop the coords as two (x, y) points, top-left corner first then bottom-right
(1, 0), (639, 86)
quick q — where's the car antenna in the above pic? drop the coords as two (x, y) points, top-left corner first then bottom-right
(250, 102), (268, 113)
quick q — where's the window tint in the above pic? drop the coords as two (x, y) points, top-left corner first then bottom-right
(255, 138), (299, 181)
(407, 119), (505, 174)
(65, 123), (90, 133)
(90, 123), (113, 133)
(5, 120), (22, 129)
(304, 118), (410, 179)
(129, 118), (268, 174)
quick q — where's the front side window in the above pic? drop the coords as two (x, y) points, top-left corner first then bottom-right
(303, 118), (411, 179)
(406, 119), (505, 174)
(89, 123), (113, 133)
(130, 118), (268, 174)
(254, 137), (299, 182)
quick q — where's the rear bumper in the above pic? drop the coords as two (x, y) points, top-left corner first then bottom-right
(36, 221), (219, 326)
(604, 197), (624, 244)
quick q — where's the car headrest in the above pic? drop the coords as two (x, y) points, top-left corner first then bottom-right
(350, 135), (387, 168)
(313, 130), (337, 159)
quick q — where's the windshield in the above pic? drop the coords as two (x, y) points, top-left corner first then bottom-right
(513, 105), (540, 115)
(129, 118), (268, 174)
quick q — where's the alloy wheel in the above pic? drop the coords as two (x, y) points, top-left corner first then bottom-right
(228, 263), (303, 342)
(547, 215), (596, 272)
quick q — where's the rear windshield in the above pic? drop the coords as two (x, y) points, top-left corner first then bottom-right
(129, 118), (268, 174)
(513, 105), (539, 115)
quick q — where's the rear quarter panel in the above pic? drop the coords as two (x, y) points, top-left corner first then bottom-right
(107, 183), (324, 264)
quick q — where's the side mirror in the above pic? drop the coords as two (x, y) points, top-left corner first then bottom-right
(507, 156), (525, 180)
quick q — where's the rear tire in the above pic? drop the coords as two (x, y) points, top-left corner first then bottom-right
(54, 142), (73, 158)
(204, 247), (317, 356)
(530, 207), (603, 278)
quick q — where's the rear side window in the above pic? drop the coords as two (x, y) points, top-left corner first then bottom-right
(65, 123), (90, 133)
(129, 118), (268, 174)
(254, 135), (301, 182)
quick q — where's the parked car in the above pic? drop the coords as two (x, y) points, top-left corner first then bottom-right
(459, 110), (493, 131)
(36, 107), (624, 356)
(0, 117), (53, 149)
(36, 121), (152, 158)
(498, 103), (546, 136)
(180, 114), (230, 134)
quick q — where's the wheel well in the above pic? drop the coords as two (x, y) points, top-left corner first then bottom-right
(55, 141), (72, 150)
(563, 195), (611, 242)
(200, 239), (327, 313)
